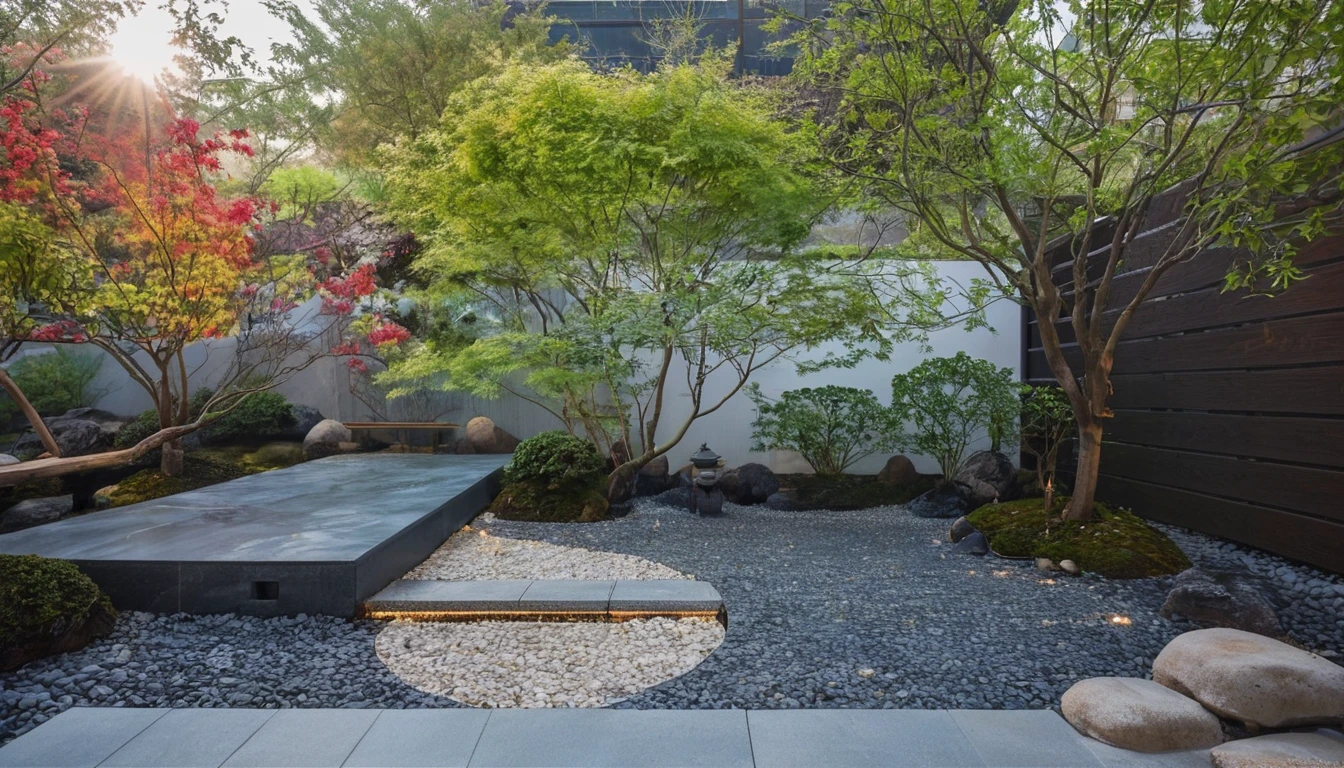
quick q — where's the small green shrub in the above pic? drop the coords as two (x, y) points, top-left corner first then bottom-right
(0, 554), (117, 671)
(967, 497), (1191, 579)
(748, 384), (899, 476)
(203, 392), (295, 443)
(0, 349), (104, 419)
(890, 353), (1021, 479)
(113, 409), (161, 449)
(1020, 386), (1075, 495)
(504, 431), (605, 489)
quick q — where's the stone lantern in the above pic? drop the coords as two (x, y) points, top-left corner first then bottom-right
(688, 443), (724, 516)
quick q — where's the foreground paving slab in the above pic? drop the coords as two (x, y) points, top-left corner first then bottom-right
(469, 709), (752, 768)
(361, 579), (723, 621)
(0, 707), (1216, 768)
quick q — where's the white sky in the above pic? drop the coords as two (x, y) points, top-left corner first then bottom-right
(107, 0), (313, 83)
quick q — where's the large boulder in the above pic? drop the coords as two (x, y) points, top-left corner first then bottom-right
(952, 450), (1021, 508)
(1210, 732), (1344, 768)
(463, 416), (521, 454)
(1153, 628), (1344, 729)
(303, 418), (352, 459)
(1061, 677), (1224, 753)
(876, 455), (919, 485)
(0, 555), (118, 672)
(0, 496), (74, 533)
(720, 463), (779, 505)
(285, 405), (325, 441)
(907, 482), (970, 518)
(1161, 568), (1283, 638)
(13, 417), (106, 459)
(634, 455), (676, 497)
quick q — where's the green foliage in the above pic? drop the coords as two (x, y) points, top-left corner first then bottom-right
(0, 203), (91, 347)
(381, 59), (959, 468)
(1021, 386), (1076, 493)
(889, 353), (1020, 479)
(0, 349), (103, 419)
(779, 473), (936, 511)
(748, 385), (900, 476)
(504, 431), (605, 489)
(202, 392), (296, 443)
(103, 454), (254, 508)
(261, 167), (342, 218)
(967, 498), (1191, 579)
(0, 555), (115, 645)
(488, 478), (609, 523)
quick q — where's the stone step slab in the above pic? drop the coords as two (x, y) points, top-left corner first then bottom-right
(360, 579), (724, 621)
(0, 707), (1221, 768)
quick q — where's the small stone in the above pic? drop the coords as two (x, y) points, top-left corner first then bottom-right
(948, 516), (976, 544)
(1059, 560), (1080, 575)
(952, 531), (989, 556)
(1036, 558), (1058, 573)
(1210, 731), (1344, 768)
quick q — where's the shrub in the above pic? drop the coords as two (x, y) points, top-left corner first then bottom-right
(0, 349), (104, 420)
(748, 385), (899, 476)
(1021, 386), (1075, 496)
(889, 353), (1021, 480)
(113, 390), (296, 448)
(504, 431), (605, 489)
(0, 555), (118, 671)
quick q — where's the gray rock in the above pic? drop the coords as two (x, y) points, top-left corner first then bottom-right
(0, 454), (17, 467)
(13, 418), (106, 459)
(303, 419), (352, 459)
(951, 531), (989, 556)
(952, 451), (1021, 508)
(0, 496), (74, 533)
(720, 463), (779, 505)
(281, 405), (324, 441)
(1059, 560), (1080, 576)
(948, 516), (975, 543)
(634, 456), (675, 498)
(1160, 568), (1284, 638)
(1061, 677), (1224, 753)
(764, 491), (797, 511)
(907, 482), (968, 518)
(876, 455), (918, 485)
(463, 416), (520, 454)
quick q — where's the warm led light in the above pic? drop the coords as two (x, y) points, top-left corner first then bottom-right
(1109, 614), (1132, 626)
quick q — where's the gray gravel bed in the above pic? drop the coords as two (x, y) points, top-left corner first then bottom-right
(3, 499), (1341, 745)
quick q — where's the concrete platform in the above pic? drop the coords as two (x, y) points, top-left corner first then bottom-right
(360, 579), (724, 621)
(0, 707), (1219, 767)
(0, 454), (507, 617)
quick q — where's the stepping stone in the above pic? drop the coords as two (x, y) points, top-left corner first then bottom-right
(609, 580), (723, 617)
(1210, 731), (1344, 768)
(102, 709), (274, 768)
(950, 710), (1105, 767)
(746, 710), (984, 767)
(1154, 628), (1344, 729)
(1061, 677), (1224, 753)
(363, 579), (533, 616)
(518, 579), (614, 615)
(220, 709), (379, 767)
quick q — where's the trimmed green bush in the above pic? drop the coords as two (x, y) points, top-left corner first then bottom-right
(495, 431), (608, 522)
(114, 390), (296, 448)
(748, 385), (899, 476)
(504, 431), (605, 488)
(0, 555), (117, 671)
(967, 497), (1191, 579)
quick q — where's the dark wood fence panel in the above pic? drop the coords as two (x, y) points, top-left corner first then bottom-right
(1024, 215), (1344, 574)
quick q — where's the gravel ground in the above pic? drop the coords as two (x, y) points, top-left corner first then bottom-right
(376, 618), (723, 708)
(3, 499), (1342, 744)
(404, 516), (689, 581)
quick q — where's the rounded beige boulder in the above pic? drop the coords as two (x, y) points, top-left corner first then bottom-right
(1153, 628), (1344, 729)
(1211, 732), (1344, 768)
(1061, 677), (1224, 752)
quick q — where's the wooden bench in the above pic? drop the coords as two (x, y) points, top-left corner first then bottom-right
(342, 421), (460, 451)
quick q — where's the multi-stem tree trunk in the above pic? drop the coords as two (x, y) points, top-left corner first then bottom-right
(1067, 418), (1104, 521)
(0, 367), (61, 458)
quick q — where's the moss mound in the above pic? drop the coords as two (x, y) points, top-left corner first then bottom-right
(778, 473), (936, 511)
(0, 555), (117, 671)
(967, 497), (1191, 579)
(490, 479), (609, 523)
(103, 444), (305, 508)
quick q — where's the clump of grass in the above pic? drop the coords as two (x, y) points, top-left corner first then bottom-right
(967, 496), (1190, 579)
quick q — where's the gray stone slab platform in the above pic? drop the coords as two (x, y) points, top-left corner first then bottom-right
(0, 708), (1216, 768)
(0, 454), (508, 617)
(361, 579), (723, 620)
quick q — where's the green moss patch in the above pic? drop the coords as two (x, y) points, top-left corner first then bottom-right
(103, 444), (305, 508)
(0, 554), (117, 671)
(0, 477), (66, 511)
(967, 497), (1191, 579)
(490, 479), (609, 523)
(778, 473), (936, 511)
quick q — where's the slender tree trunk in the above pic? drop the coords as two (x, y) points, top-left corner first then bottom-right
(156, 363), (184, 476)
(0, 367), (60, 458)
(1062, 418), (1103, 521)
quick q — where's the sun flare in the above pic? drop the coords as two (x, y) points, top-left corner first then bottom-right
(105, 10), (181, 84)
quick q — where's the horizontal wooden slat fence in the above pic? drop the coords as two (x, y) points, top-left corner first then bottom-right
(1023, 189), (1344, 573)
